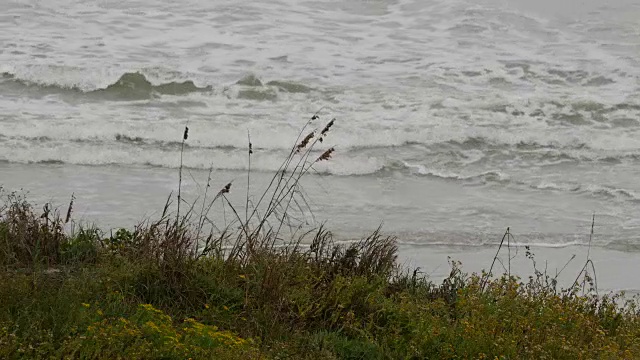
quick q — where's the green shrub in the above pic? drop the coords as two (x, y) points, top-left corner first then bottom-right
(61, 303), (261, 360)
(301, 331), (382, 360)
(61, 227), (100, 265)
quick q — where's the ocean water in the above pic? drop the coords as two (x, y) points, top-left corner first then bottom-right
(1, 0), (639, 287)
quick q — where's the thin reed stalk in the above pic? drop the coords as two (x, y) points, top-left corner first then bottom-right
(482, 227), (510, 291)
(246, 131), (252, 224)
(177, 125), (189, 221)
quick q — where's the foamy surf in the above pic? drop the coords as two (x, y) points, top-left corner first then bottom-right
(1, 0), (640, 282)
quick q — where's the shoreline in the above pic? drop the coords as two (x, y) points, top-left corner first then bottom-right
(2, 159), (640, 293)
(398, 243), (640, 294)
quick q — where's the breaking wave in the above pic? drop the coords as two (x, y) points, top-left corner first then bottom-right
(0, 71), (212, 100)
(1, 69), (317, 102)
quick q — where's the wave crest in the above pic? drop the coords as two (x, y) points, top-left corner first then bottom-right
(0, 70), (212, 100)
(99, 72), (212, 99)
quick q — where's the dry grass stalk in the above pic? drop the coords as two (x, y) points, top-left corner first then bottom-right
(0, 192), (66, 267)
(242, 112), (336, 242)
(177, 125), (189, 221)
(143, 110), (339, 266)
(246, 131), (253, 223)
(64, 193), (75, 224)
(481, 227), (510, 291)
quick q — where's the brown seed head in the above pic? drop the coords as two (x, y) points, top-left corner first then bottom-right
(320, 118), (335, 136)
(65, 193), (75, 224)
(296, 131), (315, 153)
(220, 182), (232, 194)
(183, 126), (189, 141)
(316, 147), (335, 162)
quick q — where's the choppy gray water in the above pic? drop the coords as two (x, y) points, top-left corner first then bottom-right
(1, 0), (640, 251)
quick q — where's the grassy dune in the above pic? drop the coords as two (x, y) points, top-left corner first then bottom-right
(1, 115), (639, 359)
